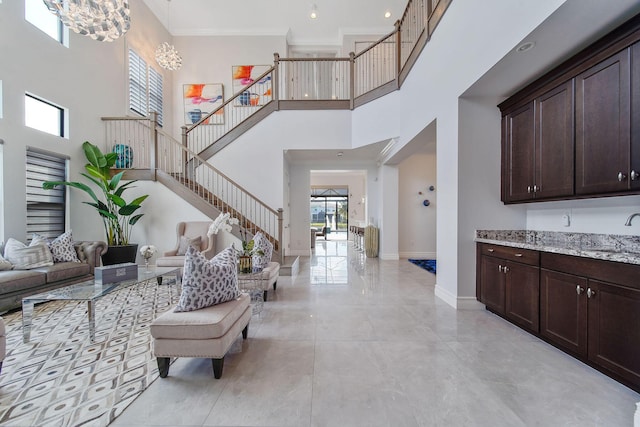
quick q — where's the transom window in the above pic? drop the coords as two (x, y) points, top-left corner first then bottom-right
(25, 0), (65, 44)
(25, 93), (66, 138)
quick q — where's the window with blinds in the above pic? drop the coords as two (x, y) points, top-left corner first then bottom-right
(128, 48), (164, 126)
(26, 149), (66, 240)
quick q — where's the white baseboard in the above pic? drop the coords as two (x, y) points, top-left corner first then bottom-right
(435, 284), (485, 310)
(380, 253), (400, 260)
(288, 249), (311, 256)
(399, 251), (436, 259)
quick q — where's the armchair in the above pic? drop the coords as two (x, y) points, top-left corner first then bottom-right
(156, 221), (215, 272)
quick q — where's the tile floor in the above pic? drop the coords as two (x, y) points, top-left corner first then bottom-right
(112, 240), (640, 427)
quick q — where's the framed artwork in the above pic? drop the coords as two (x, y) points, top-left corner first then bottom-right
(183, 83), (224, 125)
(232, 65), (272, 106)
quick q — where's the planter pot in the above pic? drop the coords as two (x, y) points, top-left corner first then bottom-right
(101, 244), (139, 266)
(238, 256), (252, 274)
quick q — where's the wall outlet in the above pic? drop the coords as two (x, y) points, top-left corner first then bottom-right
(562, 214), (571, 227)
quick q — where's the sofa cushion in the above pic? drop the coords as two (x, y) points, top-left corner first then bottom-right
(0, 269), (47, 294)
(33, 261), (91, 283)
(177, 235), (202, 256)
(251, 232), (273, 270)
(48, 231), (81, 263)
(4, 238), (54, 269)
(0, 254), (12, 271)
(152, 293), (249, 340)
(174, 246), (239, 312)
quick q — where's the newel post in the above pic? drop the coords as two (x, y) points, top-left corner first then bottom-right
(273, 53), (280, 110)
(150, 111), (158, 180)
(395, 19), (402, 87)
(277, 208), (284, 263)
(349, 52), (355, 110)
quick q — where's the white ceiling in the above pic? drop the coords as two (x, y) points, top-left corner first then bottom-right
(142, 0), (407, 47)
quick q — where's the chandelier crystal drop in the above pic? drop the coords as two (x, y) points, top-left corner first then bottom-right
(155, 42), (182, 71)
(43, 0), (130, 42)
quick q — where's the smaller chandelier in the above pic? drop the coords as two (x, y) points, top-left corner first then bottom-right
(43, 0), (130, 42)
(155, 42), (182, 71)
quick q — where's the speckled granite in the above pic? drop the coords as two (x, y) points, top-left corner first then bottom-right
(476, 230), (640, 266)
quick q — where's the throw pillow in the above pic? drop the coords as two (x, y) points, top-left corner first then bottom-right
(176, 235), (202, 256)
(36, 231), (81, 263)
(4, 238), (54, 269)
(174, 245), (239, 312)
(0, 254), (12, 271)
(251, 232), (273, 270)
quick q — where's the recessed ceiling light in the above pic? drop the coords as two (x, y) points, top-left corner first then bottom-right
(384, 11), (391, 19)
(310, 4), (318, 19)
(516, 41), (535, 53)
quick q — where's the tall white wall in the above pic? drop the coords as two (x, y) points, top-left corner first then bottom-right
(398, 153), (437, 258)
(0, 0), (172, 244)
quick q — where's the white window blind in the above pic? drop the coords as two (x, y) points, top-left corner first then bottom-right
(129, 48), (148, 117)
(129, 48), (164, 126)
(26, 149), (66, 239)
(149, 66), (164, 126)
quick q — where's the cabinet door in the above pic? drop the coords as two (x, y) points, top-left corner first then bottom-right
(587, 280), (640, 389)
(536, 81), (574, 199)
(505, 261), (540, 333)
(503, 102), (535, 202)
(631, 42), (640, 189)
(576, 50), (630, 194)
(540, 269), (588, 356)
(480, 255), (505, 314)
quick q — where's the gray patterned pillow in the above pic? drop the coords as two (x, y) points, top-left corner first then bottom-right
(174, 245), (239, 312)
(4, 238), (54, 269)
(176, 235), (202, 256)
(251, 232), (273, 270)
(35, 231), (81, 263)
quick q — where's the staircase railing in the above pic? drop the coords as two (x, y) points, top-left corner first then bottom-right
(182, 0), (451, 159)
(102, 114), (284, 260)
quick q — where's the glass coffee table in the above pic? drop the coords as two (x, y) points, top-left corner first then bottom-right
(22, 266), (180, 343)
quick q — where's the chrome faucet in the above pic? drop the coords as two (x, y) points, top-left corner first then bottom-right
(624, 213), (640, 226)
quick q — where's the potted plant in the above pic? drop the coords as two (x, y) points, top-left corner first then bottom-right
(43, 141), (149, 265)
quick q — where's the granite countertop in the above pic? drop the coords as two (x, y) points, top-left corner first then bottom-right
(475, 230), (640, 266)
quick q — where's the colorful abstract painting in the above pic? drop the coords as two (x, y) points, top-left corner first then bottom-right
(183, 83), (224, 125)
(232, 65), (272, 106)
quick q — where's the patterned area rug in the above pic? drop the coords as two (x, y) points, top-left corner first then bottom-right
(408, 259), (437, 274)
(0, 278), (181, 426)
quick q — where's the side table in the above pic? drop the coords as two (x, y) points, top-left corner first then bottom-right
(237, 270), (264, 315)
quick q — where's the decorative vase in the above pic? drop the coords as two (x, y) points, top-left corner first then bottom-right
(113, 144), (133, 168)
(239, 255), (252, 274)
(144, 258), (151, 272)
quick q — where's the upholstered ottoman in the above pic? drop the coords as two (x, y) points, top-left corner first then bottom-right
(150, 293), (251, 379)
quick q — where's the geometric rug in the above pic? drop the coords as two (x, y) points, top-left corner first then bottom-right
(0, 278), (180, 427)
(408, 259), (436, 274)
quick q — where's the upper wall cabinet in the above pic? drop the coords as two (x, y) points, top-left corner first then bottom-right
(502, 82), (574, 203)
(499, 13), (640, 204)
(575, 50), (630, 195)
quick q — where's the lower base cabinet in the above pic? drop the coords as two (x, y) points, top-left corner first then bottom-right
(478, 243), (640, 393)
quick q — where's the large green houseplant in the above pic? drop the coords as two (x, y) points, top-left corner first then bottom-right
(43, 141), (148, 263)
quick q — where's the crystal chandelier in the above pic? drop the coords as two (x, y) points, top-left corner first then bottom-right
(43, 0), (130, 42)
(155, 42), (182, 71)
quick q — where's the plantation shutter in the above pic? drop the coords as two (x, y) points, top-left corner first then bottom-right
(26, 149), (66, 239)
(149, 66), (163, 126)
(128, 48), (147, 116)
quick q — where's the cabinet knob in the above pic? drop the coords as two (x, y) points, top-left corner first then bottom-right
(533, 185), (539, 193)
(587, 288), (596, 299)
(527, 186), (532, 194)
(498, 265), (503, 272)
(487, 248), (495, 252)
(503, 266), (509, 273)
(631, 170), (639, 181)
(618, 172), (627, 182)
(576, 285), (584, 295)
(514, 253), (523, 257)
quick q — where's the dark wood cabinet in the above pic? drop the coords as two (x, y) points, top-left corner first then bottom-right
(477, 243), (640, 392)
(477, 244), (539, 332)
(576, 50), (631, 195)
(540, 269), (588, 356)
(502, 82), (574, 203)
(499, 14), (640, 203)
